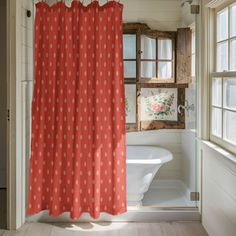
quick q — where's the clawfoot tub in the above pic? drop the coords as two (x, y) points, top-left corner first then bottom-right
(126, 145), (173, 206)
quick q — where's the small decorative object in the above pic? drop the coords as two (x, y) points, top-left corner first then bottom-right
(125, 84), (136, 123)
(141, 88), (178, 121)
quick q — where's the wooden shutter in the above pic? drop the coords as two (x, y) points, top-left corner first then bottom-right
(176, 28), (192, 84)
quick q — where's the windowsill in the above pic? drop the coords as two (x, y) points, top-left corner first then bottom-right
(201, 140), (236, 165)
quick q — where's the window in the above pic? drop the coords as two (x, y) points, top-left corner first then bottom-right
(123, 34), (137, 81)
(140, 35), (174, 82)
(123, 23), (191, 132)
(210, 2), (236, 153)
(123, 33), (137, 131)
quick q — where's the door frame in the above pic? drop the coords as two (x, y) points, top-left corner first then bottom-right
(7, 0), (25, 230)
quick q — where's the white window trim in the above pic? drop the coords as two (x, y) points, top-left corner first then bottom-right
(209, 0), (236, 155)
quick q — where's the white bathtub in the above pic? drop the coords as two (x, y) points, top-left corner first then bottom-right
(126, 145), (173, 206)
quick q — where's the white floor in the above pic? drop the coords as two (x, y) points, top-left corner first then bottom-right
(142, 180), (195, 207)
(1, 222), (208, 236)
(143, 187), (194, 207)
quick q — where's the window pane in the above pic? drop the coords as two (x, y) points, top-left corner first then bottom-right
(223, 78), (236, 110)
(212, 78), (222, 106)
(124, 61), (136, 78)
(141, 61), (156, 78)
(224, 110), (236, 144)
(217, 41), (228, 72)
(230, 4), (236, 37)
(158, 62), (172, 78)
(158, 39), (172, 60)
(141, 35), (156, 60)
(230, 39), (236, 71)
(123, 34), (136, 59)
(212, 107), (222, 137)
(125, 84), (136, 124)
(217, 8), (228, 42)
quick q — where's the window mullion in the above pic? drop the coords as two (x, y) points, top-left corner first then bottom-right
(221, 77), (224, 139)
(156, 37), (158, 79)
(228, 6), (230, 71)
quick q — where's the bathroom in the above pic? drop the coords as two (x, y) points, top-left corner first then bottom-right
(1, 0), (236, 235)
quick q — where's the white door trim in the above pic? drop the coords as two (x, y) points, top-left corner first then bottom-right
(7, 0), (25, 230)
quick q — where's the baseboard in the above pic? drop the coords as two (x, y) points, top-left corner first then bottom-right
(26, 207), (200, 223)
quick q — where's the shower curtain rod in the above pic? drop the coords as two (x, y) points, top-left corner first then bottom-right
(36, 0), (120, 2)
(37, 0), (65, 2)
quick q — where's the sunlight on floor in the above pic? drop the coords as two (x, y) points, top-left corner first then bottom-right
(59, 222), (129, 232)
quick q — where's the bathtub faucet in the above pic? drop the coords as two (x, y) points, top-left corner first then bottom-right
(177, 100), (194, 114)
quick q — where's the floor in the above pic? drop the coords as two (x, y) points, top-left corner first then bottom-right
(143, 187), (194, 207)
(0, 222), (208, 236)
(0, 186), (201, 235)
(0, 189), (7, 229)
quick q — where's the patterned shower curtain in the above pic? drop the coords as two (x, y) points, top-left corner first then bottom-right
(28, 0), (126, 219)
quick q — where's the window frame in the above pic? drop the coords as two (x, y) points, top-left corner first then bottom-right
(123, 23), (187, 132)
(139, 31), (176, 83)
(123, 32), (138, 84)
(210, 1), (236, 154)
(123, 26), (141, 131)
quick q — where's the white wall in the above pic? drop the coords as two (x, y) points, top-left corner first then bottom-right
(201, 142), (236, 236)
(122, 0), (182, 31)
(199, 1), (236, 235)
(47, 0), (182, 31)
(180, 0), (198, 27)
(181, 130), (196, 192)
(0, 0), (7, 188)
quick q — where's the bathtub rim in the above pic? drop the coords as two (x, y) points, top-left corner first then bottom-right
(126, 145), (173, 164)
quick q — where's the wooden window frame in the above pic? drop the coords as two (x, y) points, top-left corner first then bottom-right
(123, 23), (187, 132)
(139, 30), (176, 84)
(123, 25), (141, 132)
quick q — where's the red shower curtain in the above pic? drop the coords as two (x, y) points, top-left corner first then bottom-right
(28, 0), (126, 219)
